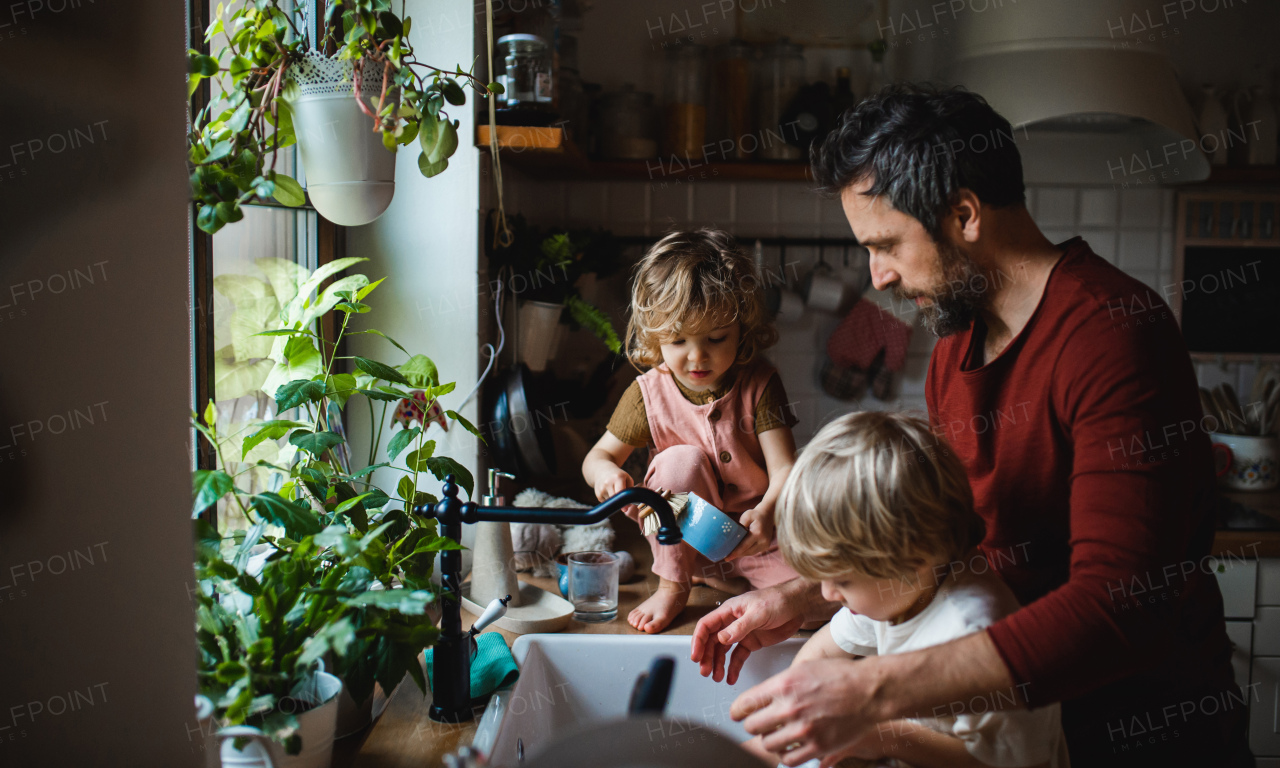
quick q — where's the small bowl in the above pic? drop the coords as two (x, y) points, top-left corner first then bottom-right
(680, 492), (748, 562)
(554, 553), (572, 597)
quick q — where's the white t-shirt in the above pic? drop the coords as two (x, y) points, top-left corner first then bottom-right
(827, 568), (1069, 768)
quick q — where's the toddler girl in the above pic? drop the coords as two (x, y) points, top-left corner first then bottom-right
(582, 229), (800, 634)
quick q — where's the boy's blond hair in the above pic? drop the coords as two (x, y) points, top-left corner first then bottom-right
(625, 229), (777, 371)
(777, 411), (985, 581)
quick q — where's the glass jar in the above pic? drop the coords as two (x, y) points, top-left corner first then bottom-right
(662, 42), (708, 161)
(757, 39), (805, 160)
(497, 34), (553, 108)
(710, 39), (754, 159)
(595, 84), (657, 160)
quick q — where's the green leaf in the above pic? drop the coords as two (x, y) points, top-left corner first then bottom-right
(288, 430), (345, 457)
(386, 426), (420, 461)
(356, 388), (400, 403)
(189, 52), (220, 76)
(378, 11), (402, 36)
(334, 493), (373, 514)
(417, 153), (447, 178)
(425, 457), (473, 498)
(193, 470), (234, 515)
(274, 379), (326, 411)
(229, 99), (251, 133)
(397, 354), (438, 388)
(404, 442), (436, 473)
(203, 400), (218, 428)
(396, 475), (415, 502)
(204, 139), (233, 164)
(363, 489), (390, 509)
(445, 410), (485, 443)
(283, 335), (316, 364)
(342, 588), (432, 614)
(216, 661), (248, 684)
(349, 328), (407, 356)
(229, 55), (253, 80)
(353, 357), (411, 385)
(346, 463), (388, 480)
(326, 373), (357, 409)
(250, 492), (323, 539)
(487, 81), (505, 95)
(565, 295), (622, 353)
(241, 419), (310, 460)
(441, 80), (466, 106)
(355, 278), (385, 302)
(271, 173), (305, 207)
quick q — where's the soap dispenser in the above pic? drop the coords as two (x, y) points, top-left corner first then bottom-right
(469, 469), (521, 608)
(460, 470), (577, 633)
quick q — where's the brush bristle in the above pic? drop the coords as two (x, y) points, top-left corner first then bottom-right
(638, 492), (689, 536)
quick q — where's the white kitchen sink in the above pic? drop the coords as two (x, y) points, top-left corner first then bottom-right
(472, 634), (806, 767)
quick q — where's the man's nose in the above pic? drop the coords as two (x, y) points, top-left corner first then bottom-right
(820, 582), (837, 603)
(869, 252), (898, 292)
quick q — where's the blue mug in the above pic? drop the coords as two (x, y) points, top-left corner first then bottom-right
(679, 492), (748, 563)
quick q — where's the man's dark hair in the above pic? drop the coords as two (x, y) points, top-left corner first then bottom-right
(811, 84), (1026, 238)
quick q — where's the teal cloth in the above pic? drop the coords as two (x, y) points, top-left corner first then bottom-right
(425, 631), (520, 697)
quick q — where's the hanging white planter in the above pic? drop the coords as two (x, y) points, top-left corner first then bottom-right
(287, 52), (396, 226)
(215, 669), (343, 768)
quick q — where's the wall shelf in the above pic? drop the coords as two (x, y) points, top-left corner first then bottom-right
(1198, 166), (1280, 185)
(477, 125), (812, 182)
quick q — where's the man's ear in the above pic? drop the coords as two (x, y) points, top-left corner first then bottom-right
(950, 189), (982, 244)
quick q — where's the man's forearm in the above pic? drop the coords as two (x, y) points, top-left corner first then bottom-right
(868, 630), (1020, 724)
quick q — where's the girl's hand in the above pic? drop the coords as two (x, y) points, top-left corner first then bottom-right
(593, 467), (633, 502)
(726, 504), (775, 561)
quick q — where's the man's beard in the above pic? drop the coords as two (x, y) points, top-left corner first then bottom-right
(894, 240), (985, 338)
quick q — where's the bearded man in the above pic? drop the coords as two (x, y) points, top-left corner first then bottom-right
(690, 84), (1250, 768)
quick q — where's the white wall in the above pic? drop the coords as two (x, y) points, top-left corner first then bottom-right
(345, 0), (484, 499)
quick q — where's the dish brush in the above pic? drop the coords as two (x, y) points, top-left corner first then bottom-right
(636, 487), (690, 537)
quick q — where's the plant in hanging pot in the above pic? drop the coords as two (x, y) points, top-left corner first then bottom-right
(187, 0), (502, 231)
(485, 213), (625, 371)
(193, 257), (482, 762)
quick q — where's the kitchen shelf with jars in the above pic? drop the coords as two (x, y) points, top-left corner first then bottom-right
(476, 3), (880, 185)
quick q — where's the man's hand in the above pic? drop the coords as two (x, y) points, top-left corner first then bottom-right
(690, 581), (811, 684)
(730, 658), (883, 767)
(726, 504), (775, 561)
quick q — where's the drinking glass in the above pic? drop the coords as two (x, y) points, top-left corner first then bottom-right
(567, 551), (620, 622)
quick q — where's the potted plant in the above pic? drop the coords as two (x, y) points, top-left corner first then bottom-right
(193, 257), (480, 762)
(485, 214), (624, 371)
(187, 0), (502, 231)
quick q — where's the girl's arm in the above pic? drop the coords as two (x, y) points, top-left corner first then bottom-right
(727, 425), (796, 560)
(582, 431), (637, 502)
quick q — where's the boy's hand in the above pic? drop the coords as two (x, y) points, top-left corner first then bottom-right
(593, 467), (633, 502)
(726, 504), (775, 561)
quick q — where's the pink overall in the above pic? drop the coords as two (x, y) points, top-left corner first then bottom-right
(626, 362), (797, 588)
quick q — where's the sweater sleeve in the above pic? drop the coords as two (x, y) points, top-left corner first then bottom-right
(984, 297), (1218, 707)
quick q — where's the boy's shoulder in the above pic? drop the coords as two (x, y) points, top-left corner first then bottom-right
(907, 567), (1022, 649)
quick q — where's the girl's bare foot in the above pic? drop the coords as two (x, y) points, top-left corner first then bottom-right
(628, 578), (690, 633)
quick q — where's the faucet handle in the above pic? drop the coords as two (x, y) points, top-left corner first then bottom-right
(483, 469), (516, 506)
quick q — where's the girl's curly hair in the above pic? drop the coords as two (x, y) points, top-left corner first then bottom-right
(625, 229), (777, 371)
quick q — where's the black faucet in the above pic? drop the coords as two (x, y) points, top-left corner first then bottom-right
(417, 474), (683, 723)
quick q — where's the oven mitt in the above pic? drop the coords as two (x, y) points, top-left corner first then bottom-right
(425, 631), (520, 698)
(826, 298), (912, 372)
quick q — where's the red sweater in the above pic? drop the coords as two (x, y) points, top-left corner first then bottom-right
(926, 238), (1245, 765)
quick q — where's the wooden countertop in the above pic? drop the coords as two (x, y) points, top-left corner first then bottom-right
(339, 517), (741, 768)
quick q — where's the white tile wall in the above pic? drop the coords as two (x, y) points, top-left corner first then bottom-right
(507, 177), (1180, 444)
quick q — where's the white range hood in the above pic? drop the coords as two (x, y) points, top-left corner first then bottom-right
(940, 0), (1209, 185)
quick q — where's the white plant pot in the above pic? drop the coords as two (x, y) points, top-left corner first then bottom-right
(217, 670), (343, 768)
(333, 685), (374, 739)
(288, 52), (396, 226)
(518, 300), (565, 372)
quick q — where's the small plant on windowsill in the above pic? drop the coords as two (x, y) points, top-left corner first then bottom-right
(192, 256), (483, 755)
(188, 0), (502, 233)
